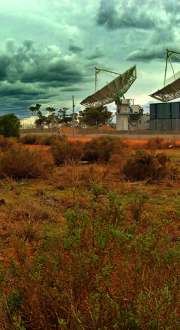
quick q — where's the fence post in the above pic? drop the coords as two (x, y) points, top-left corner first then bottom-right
(177, 118), (178, 140)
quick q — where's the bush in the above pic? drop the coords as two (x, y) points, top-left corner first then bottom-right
(83, 135), (124, 162)
(21, 134), (66, 146)
(0, 136), (20, 152)
(146, 137), (165, 150)
(39, 134), (66, 146)
(0, 147), (54, 179)
(0, 113), (21, 139)
(123, 151), (178, 181)
(51, 140), (84, 165)
(109, 153), (125, 169)
(20, 134), (37, 145)
(1, 190), (180, 329)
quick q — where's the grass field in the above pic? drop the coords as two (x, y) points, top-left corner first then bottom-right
(1, 135), (180, 329)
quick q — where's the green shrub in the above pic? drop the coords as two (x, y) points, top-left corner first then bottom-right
(123, 151), (178, 181)
(83, 135), (125, 162)
(0, 113), (21, 139)
(0, 147), (54, 179)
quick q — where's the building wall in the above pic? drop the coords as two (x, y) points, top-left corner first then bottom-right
(150, 102), (180, 130)
(116, 114), (128, 130)
(130, 114), (150, 130)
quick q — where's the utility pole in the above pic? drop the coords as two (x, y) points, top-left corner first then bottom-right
(72, 95), (75, 137)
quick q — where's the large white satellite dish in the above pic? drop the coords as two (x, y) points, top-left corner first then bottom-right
(80, 65), (137, 109)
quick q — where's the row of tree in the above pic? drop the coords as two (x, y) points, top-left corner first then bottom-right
(29, 104), (114, 130)
(29, 104), (143, 130)
(29, 104), (76, 131)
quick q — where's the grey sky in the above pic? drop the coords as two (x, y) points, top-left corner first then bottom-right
(0, 0), (180, 119)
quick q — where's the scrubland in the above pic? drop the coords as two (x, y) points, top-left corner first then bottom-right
(0, 135), (180, 329)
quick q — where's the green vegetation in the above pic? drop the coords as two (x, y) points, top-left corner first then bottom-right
(29, 105), (78, 130)
(0, 135), (180, 329)
(78, 105), (113, 127)
(0, 113), (21, 139)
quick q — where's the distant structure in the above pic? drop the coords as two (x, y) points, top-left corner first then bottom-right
(80, 65), (141, 131)
(150, 49), (180, 102)
(150, 101), (180, 130)
(130, 114), (150, 130)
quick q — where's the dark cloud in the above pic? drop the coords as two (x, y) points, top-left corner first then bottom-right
(127, 43), (180, 62)
(0, 39), (88, 117)
(96, 0), (156, 30)
(61, 87), (86, 92)
(0, 55), (11, 79)
(69, 44), (84, 53)
(126, 11), (180, 62)
(0, 40), (85, 86)
(127, 48), (166, 62)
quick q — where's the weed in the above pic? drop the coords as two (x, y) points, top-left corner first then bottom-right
(35, 187), (46, 196)
(1, 142), (180, 329)
(0, 188), (180, 329)
(10, 199), (53, 223)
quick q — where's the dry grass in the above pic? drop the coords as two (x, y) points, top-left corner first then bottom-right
(9, 199), (53, 223)
(123, 150), (178, 182)
(0, 136), (20, 152)
(50, 164), (110, 191)
(1, 141), (180, 329)
(146, 137), (165, 150)
(0, 147), (54, 179)
(83, 135), (125, 162)
(51, 140), (84, 165)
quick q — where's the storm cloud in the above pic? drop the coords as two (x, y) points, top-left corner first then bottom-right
(0, 40), (85, 85)
(125, 0), (180, 62)
(0, 0), (180, 119)
(96, 0), (156, 30)
(0, 39), (88, 116)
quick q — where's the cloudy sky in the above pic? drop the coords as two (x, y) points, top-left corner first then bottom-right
(0, 0), (180, 120)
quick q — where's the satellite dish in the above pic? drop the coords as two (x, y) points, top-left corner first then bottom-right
(80, 65), (137, 109)
(150, 49), (180, 102)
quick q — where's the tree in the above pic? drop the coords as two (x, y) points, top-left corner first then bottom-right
(46, 107), (56, 129)
(128, 106), (144, 125)
(29, 104), (46, 131)
(0, 113), (21, 139)
(58, 108), (78, 125)
(78, 105), (113, 128)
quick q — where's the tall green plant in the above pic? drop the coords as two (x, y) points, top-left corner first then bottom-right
(0, 113), (21, 139)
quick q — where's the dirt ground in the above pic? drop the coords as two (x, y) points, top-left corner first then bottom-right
(66, 136), (180, 147)
(23, 137), (180, 149)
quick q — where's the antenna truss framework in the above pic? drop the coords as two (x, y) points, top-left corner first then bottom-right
(150, 49), (180, 102)
(150, 78), (180, 102)
(80, 65), (137, 109)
